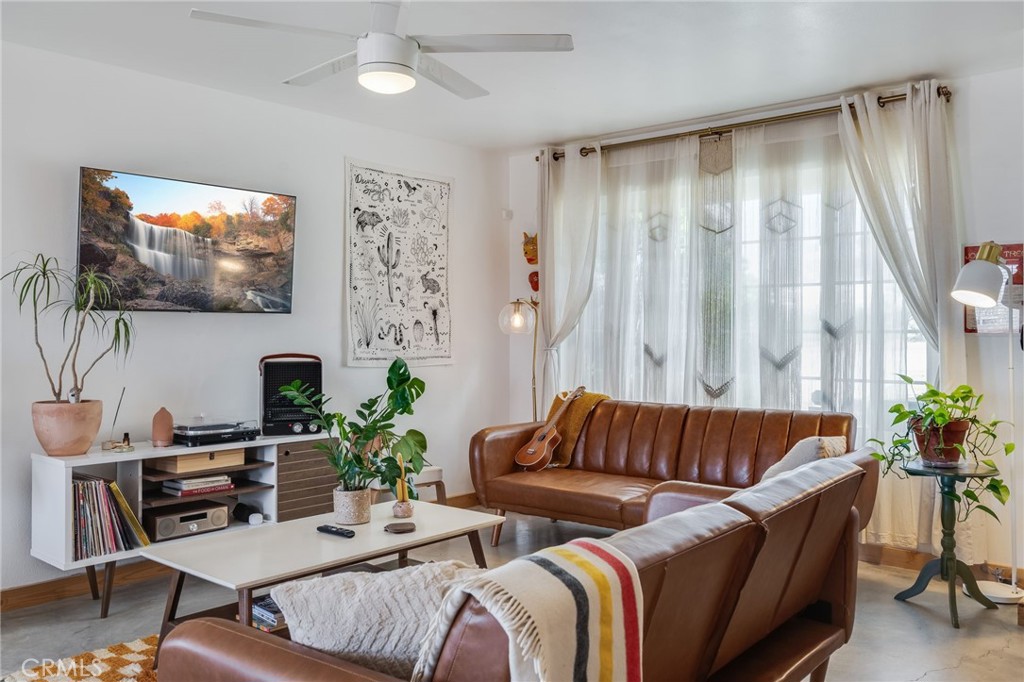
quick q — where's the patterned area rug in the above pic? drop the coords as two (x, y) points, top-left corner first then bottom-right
(2, 635), (158, 682)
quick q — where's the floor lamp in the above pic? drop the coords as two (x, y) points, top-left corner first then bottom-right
(499, 298), (540, 421)
(951, 241), (1023, 604)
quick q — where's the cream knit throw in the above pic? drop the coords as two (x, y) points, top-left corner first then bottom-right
(413, 538), (643, 682)
(271, 561), (483, 679)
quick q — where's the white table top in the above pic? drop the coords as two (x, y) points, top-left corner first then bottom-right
(141, 502), (504, 590)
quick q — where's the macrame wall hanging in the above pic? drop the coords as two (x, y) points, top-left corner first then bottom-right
(758, 141), (803, 409)
(819, 136), (857, 412)
(697, 135), (736, 403)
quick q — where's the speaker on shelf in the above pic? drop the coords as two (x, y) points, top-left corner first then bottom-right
(260, 353), (324, 436)
(144, 501), (229, 542)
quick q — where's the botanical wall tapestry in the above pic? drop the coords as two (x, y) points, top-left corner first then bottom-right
(345, 160), (452, 366)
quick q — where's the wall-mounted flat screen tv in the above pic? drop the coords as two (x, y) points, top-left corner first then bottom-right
(77, 167), (296, 313)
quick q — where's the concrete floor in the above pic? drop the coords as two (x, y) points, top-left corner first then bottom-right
(2, 511), (1022, 680)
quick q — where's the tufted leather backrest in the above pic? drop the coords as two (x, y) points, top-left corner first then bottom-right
(432, 503), (766, 682)
(571, 401), (856, 487)
(709, 458), (865, 673)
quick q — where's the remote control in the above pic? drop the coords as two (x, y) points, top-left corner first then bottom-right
(316, 524), (355, 538)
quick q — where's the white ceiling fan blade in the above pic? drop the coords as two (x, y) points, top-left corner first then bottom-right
(189, 8), (357, 41)
(416, 54), (488, 99)
(283, 51), (358, 86)
(369, 0), (402, 35)
(413, 34), (574, 53)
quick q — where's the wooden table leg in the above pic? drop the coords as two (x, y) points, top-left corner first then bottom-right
(468, 530), (487, 568)
(99, 561), (116, 619)
(238, 588), (253, 627)
(491, 510), (506, 547)
(398, 550), (409, 568)
(154, 570), (186, 669)
(85, 565), (100, 600)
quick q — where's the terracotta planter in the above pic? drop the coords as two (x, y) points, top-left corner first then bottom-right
(31, 400), (103, 456)
(912, 417), (970, 468)
(393, 500), (414, 518)
(333, 487), (371, 525)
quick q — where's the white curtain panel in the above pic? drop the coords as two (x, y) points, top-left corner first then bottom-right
(538, 144), (602, 407)
(839, 81), (975, 561)
(567, 138), (700, 401)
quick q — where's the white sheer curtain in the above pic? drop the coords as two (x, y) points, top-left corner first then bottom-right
(537, 144), (602, 407)
(839, 81), (974, 560)
(565, 138), (700, 400)
(557, 117), (923, 430)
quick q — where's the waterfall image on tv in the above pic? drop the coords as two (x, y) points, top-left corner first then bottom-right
(77, 168), (296, 313)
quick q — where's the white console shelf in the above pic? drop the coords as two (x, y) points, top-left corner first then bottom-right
(31, 434), (326, 572)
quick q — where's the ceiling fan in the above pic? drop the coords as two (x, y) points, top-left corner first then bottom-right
(189, 2), (573, 99)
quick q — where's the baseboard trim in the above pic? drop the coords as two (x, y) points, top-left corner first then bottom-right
(859, 543), (934, 571)
(445, 492), (479, 509)
(1, 559), (172, 612)
(860, 542), (1024, 588)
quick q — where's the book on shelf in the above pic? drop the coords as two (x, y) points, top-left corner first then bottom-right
(73, 475), (151, 561)
(164, 475), (233, 490)
(252, 594), (284, 625)
(160, 483), (236, 497)
(235, 613), (287, 633)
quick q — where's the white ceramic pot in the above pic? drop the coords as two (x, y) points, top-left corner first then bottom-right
(31, 400), (103, 456)
(333, 487), (371, 525)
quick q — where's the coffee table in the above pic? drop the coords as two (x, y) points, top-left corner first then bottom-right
(143, 501), (504, 661)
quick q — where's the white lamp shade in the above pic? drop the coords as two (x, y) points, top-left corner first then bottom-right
(358, 64), (417, 94)
(498, 301), (535, 334)
(951, 258), (1005, 308)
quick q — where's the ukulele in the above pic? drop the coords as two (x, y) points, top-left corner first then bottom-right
(515, 386), (586, 471)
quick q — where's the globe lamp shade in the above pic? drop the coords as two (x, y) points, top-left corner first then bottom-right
(499, 300), (535, 335)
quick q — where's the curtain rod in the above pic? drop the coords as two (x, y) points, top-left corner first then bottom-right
(548, 85), (952, 161)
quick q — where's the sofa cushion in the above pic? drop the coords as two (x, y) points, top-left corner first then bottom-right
(711, 458), (864, 673)
(760, 435), (847, 480)
(486, 469), (662, 524)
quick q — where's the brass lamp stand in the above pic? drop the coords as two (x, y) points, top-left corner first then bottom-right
(499, 298), (540, 420)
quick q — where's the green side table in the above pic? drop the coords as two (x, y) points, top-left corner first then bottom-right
(894, 460), (999, 628)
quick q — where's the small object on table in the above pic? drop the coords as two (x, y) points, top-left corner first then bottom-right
(317, 524), (355, 538)
(393, 454), (414, 518)
(894, 460), (1000, 628)
(152, 407), (174, 447)
(112, 431), (134, 453)
(385, 522), (416, 534)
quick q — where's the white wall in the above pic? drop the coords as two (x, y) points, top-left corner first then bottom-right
(0, 43), (509, 589)
(505, 152), (541, 423)
(952, 66), (1024, 569)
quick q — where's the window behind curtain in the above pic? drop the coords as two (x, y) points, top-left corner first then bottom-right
(562, 117), (924, 444)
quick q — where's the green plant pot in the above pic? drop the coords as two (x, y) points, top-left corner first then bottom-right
(912, 418), (970, 468)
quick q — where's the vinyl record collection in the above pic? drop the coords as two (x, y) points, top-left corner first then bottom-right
(72, 474), (150, 560)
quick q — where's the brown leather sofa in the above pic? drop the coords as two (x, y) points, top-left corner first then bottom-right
(470, 401), (878, 545)
(159, 458), (865, 682)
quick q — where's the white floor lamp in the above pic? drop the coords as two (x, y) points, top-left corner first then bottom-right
(951, 241), (1023, 604)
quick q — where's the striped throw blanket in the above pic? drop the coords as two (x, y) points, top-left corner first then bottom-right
(413, 538), (642, 682)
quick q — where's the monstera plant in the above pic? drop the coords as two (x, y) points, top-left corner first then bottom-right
(280, 357), (427, 524)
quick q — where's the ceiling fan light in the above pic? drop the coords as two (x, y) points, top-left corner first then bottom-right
(358, 63), (417, 94)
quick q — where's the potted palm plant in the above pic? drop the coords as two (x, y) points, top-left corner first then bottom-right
(3, 254), (134, 456)
(870, 374), (1014, 521)
(279, 357), (427, 524)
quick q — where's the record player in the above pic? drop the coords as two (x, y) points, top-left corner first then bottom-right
(173, 417), (260, 447)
